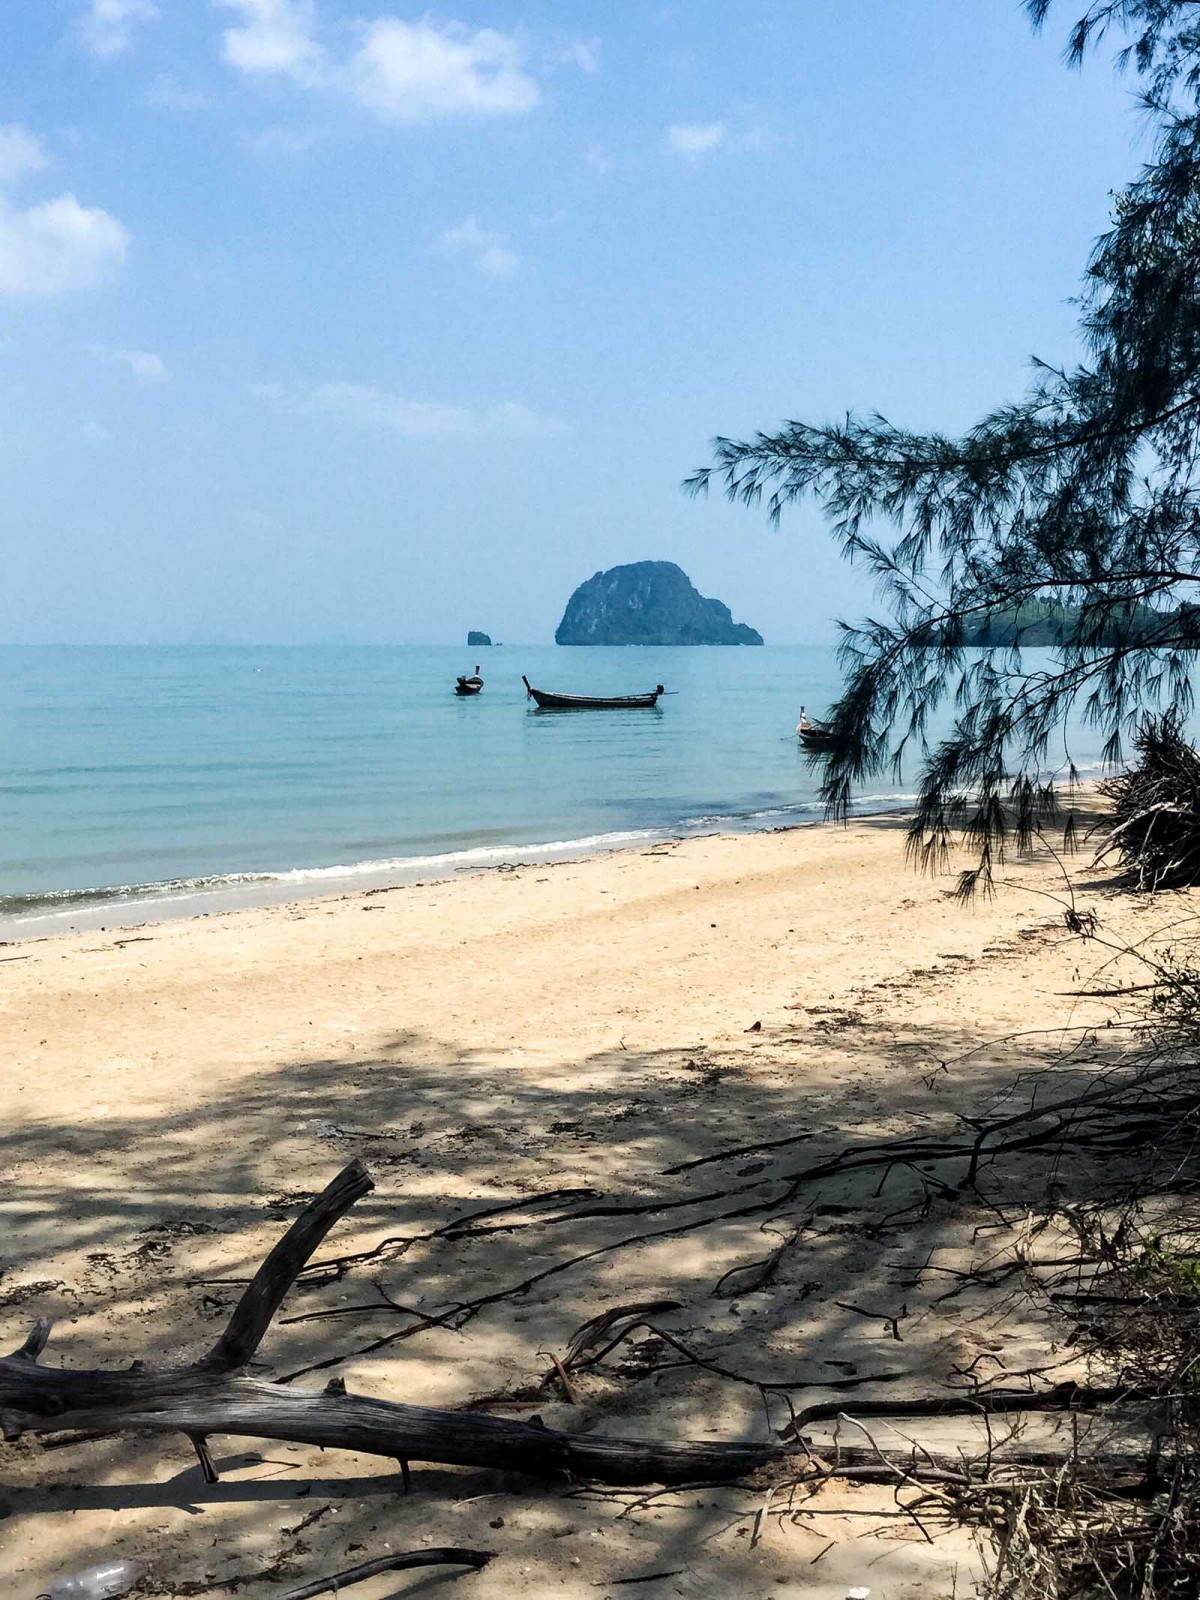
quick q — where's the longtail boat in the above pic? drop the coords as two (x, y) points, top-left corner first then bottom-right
(797, 721), (835, 751)
(796, 703), (834, 750)
(455, 667), (484, 696)
(522, 675), (665, 710)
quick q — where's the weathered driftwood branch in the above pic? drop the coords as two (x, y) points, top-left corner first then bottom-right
(279, 1548), (495, 1600)
(204, 1158), (375, 1373)
(0, 1161), (1162, 1491)
(0, 1160), (790, 1485)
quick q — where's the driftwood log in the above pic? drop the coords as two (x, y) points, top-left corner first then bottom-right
(0, 1160), (795, 1485)
(0, 1160), (1159, 1493)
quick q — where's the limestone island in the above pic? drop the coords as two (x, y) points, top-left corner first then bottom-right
(555, 560), (763, 646)
(467, 630), (492, 647)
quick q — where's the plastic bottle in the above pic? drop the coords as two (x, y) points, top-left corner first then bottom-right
(49, 1559), (147, 1599)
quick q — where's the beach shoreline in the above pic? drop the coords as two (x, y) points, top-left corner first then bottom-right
(0, 804), (1157, 1598)
(0, 795), (924, 943)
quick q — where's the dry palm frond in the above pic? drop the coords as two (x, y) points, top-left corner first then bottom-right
(1096, 715), (1200, 891)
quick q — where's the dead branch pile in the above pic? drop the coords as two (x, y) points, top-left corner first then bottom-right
(983, 1273), (1200, 1600)
(978, 1009), (1200, 1596)
(8, 972), (1200, 1593)
(0, 1161), (802, 1487)
(1096, 714), (1200, 890)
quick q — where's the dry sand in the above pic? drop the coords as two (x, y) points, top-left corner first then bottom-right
(0, 815), (1171, 1598)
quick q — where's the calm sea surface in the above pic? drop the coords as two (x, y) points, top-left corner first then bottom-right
(0, 644), (1109, 936)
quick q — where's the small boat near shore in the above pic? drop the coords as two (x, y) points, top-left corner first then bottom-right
(796, 705), (834, 750)
(522, 675), (665, 710)
(455, 666), (484, 697)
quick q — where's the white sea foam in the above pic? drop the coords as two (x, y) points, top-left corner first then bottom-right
(0, 798), (936, 943)
(0, 826), (672, 936)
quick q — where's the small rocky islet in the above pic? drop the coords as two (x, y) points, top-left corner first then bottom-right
(555, 560), (763, 645)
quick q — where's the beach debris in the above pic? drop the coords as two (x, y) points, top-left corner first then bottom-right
(542, 1347), (580, 1404)
(712, 1226), (800, 1299)
(2, 1099), (1187, 1536)
(661, 1129), (813, 1175)
(834, 1300), (908, 1342)
(560, 1300), (684, 1373)
(47, 1559), (146, 1599)
(1095, 712), (1200, 889)
(0, 1166), (799, 1486)
(277, 1548), (494, 1599)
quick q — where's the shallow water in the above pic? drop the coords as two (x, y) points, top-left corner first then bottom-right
(0, 643), (1109, 935)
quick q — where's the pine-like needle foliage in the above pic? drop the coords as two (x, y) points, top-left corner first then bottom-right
(688, 1), (1200, 892)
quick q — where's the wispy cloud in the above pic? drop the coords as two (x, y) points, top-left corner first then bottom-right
(216, 0), (321, 82)
(255, 380), (564, 438)
(667, 121), (726, 157)
(347, 18), (538, 121)
(441, 216), (518, 276)
(146, 74), (211, 111)
(549, 36), (600, 74)
(0, 126), (49, 186)
(97, 346), (169, 383)
(78, 0), (159, 60)
(240, 124), (320, 157)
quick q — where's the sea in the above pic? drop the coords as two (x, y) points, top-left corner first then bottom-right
(0, 644), (1113, 939)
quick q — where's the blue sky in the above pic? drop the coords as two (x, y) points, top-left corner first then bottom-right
(1, 1), (1145, 644)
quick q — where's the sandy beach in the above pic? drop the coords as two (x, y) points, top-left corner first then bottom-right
(0, 813), (1166, 1598)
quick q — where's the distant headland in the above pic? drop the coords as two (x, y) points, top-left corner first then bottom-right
(467, 630), (492, 647)
(555, 561), (763, 646)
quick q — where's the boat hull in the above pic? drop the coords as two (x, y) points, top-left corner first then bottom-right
(522, 676), (663, 710)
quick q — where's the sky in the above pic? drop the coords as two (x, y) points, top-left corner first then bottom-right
(0, 0), (1154, 644)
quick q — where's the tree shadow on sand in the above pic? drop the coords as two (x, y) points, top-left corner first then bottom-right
(0, 980), (1167, 1595)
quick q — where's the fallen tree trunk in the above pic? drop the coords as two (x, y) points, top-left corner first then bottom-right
(0, 1160), (791, 1485)
(0, 1161), (1162, 1491)
(0, 1358), (790, 1484)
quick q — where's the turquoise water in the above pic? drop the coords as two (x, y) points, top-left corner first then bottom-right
(0, 644), (1104, 934)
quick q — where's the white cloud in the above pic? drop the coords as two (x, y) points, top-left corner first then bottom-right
(0, 193), (128, 296)
(217, 0), (322, 81)
(0, 126), (48, 185)
(99, 346), (169, 383)
(78, 0), (160, 60)
(441, 216), (518, 276)
(667, 121), (726, 157)
(348, 17), (539, 121)
(215, 7), (590, 127)
(256, 380), (563, 438)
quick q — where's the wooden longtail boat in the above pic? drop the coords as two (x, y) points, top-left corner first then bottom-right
(796, 704), (834, 750)
(455, 667), (484, 696)
(522, 675), (665, 710)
